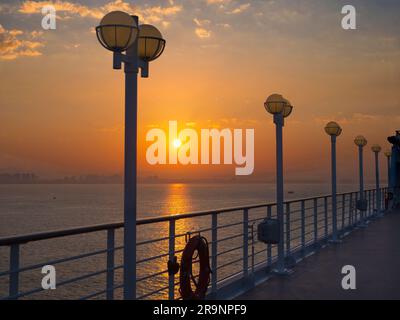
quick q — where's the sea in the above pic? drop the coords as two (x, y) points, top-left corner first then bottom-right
(0, 182), (373, 299)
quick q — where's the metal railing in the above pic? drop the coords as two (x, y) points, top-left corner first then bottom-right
(0, 187), (388, 300)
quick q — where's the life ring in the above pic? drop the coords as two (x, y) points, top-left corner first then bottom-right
(179, 235), (212, 300)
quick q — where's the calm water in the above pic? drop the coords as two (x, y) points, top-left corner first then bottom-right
(0, 183), (371, 299)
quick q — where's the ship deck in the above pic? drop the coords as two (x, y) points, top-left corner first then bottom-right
(237, 209), (400, 300)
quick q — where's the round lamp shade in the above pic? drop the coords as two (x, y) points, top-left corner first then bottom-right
(264, 94), (287, 114)
(354, 135), (367, 147)
(138, 24), (166, 61)
(371, 144), (382, 153)
(96, 11), (138, 52)
(384, 151), (392, 157)
(282, 99), (293, 118)
(325, 121), (342, 136)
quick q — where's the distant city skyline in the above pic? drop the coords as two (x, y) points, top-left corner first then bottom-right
(0, 169), (388, 185)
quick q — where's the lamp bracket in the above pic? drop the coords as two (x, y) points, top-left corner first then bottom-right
(138, 59), (149, 78)
(113, 52), (130, 70)
(113, 52), (150, 78)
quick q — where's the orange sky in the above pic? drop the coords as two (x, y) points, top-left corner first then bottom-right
(0, 0), (399, 182)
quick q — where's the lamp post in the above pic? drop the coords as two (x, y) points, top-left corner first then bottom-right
(264, 94), (293, 275)
(385, 151), (391, 188)
(354, 135), (368, 227)
(371, 145), (382, 216)
(325, 122), (342, 242)
(96, 11), (166, 300)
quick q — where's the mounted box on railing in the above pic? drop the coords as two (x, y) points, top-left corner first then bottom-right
(357, 199), (368, 211)
(257, 219), (280, 244)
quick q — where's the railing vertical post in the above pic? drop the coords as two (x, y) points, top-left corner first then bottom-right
(106, 229), (115, 300)
(324, 197), (328, 239)
(168, 220), (176, 300)
(374, 151), (381, 216)
(372, 189), (376, 215)
(313, 198), (318, 244)
(301, 200), (305, 251)
(9, 244), (20, 299)
(211, 213), (218, 295)
(267, 205), (272, 266)
(341, 194), (345, 230)
(286, 203), (291, 256)
(368, 190), (371, 217)
(358, 145), (365, 226)
(349, 193), (353, 227)
(243, 209), (249, 278)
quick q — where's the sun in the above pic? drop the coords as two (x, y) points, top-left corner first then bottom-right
(173, 139), (182, 148)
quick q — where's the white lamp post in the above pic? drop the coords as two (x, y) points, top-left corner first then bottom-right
(385, 151), (391, 188)
(354, 135), (368, 227)
(325, 121), (342, 242)
(264, 94), (293, 275)
(371, 144), (382, 217)
(96, 11), (165, 300)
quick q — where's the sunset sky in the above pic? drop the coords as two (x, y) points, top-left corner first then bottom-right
(0, 0), (399, 182)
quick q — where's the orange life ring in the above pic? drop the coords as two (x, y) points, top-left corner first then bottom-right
(179, 235), (212, 300)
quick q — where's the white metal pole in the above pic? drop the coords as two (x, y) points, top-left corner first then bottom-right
(375, 152), (381, 216)
(274, 113), (285, 274)
(123, 16), (139, 300)
(331, 135), (339, 242)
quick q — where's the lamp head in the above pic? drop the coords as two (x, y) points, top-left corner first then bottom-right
(138, 24), (166, 62)
(96, 11), (138, 52)
(384, 150), (392, 158)
(282, 99), (294, 118)
(264, 94), (287, 115)
(325, 121), (342, 137)
(354, 135), (367, 147)
(371, 144), (382, 153)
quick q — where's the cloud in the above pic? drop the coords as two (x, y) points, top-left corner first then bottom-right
(195, 28), (211, 39)
(226, 3), (250, 15)
(0, 24), (44, 60)
(18, 0), (183, 24)
(206, 0), (231, 5)
(194, 18), (212, 39)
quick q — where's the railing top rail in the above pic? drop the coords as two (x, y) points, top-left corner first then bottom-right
(0, 222), (124, 246)
(0, 188), (381, 247)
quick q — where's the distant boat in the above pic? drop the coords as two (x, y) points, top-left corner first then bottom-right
(287, 191), (295, 194)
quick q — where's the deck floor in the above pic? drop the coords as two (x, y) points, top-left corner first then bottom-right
(237, 210), (400, 300)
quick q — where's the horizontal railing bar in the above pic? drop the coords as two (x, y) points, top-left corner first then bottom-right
(137, 252), (169, 265)
(80, 289), (107, 300)
(137, 236), (170, 246)
(0, 223), (124, 246)
(137, 284), (170, 300)
(0, 246), (123, 277)
(217, 221), (244, 230)
(56, 269), (108, 288)
(217, 245), (243, 257)
(217, 257), (244, 270)
(217, 233), (244, 244)
(137, 269), (168, 282)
